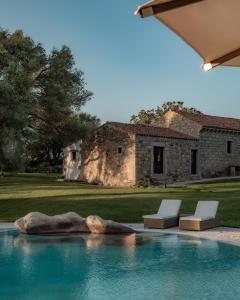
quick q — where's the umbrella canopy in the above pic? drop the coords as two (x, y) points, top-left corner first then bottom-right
(135, 0), (240, 70)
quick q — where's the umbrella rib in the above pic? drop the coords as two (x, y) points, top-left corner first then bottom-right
(138, 0), (204, 18)
(211, 48), (240, 66)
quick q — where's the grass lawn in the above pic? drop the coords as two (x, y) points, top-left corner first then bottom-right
(0, 173), (239, 227)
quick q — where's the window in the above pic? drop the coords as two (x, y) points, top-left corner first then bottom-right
(117, 147), (122, 154)
(71, 151), (77, 161)
(153, 146), (164, 174)
(227, 141), (232, 154)
(191, 149), (198, 175)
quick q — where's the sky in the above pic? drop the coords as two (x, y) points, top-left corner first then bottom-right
(0, 0), (240, 123)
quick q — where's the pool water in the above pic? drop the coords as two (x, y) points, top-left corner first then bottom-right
(0, 230), (240, 300)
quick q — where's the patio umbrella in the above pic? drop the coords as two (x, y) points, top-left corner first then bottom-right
(135, 0), (240, 70)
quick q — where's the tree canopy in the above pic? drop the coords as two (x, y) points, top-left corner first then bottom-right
(130, 101), (202, 125)
(0, 29), (100, 171)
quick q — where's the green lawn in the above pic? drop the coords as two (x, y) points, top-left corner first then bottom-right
(0, 173), (240, 227)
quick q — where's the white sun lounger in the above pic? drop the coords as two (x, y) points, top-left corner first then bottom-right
(143, 199), (182, 229)
(179, 201), (219, 231)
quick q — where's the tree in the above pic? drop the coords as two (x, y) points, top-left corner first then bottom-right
(27, 112), (100, 167)
(130, 101), (202, 124)
(0, 29), (46, 171)
(0, 29), (99, 171)
(27, 46), (98, 166)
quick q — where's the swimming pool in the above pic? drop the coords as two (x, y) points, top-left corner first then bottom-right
(0, 230), (240, 300)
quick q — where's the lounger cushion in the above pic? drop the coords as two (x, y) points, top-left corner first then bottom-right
(180, 216), (213, 221)
(157, 199), (182, 216)
(194, 201), (219, 219)
(143, 214), (177, 219)
(143, 199), (182, 220)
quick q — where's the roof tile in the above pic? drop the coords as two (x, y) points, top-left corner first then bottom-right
(107, 122), (197, 140)
(176, 111), (240, 131)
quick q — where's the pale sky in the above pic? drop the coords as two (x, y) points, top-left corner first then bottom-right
(0, 0), (240, 123)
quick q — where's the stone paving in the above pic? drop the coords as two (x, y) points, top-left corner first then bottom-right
(127, 223), (240, 246)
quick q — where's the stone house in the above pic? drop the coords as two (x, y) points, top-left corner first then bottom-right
(63, 110), (240, 186)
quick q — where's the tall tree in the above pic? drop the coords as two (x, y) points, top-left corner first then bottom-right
(0, 29), (46, 171)
(28, 46), (98, 166)
(0, 29), (99, 171)
(130, 101), (202, 124)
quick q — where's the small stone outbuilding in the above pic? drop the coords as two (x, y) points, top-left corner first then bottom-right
(63, 110), (240, 186)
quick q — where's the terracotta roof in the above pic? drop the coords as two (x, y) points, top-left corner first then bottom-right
(175, 111), (240, 131)
(106, 122), (197, 140)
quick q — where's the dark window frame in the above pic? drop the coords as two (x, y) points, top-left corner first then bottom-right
(71, 151), (77, 161)
(117, 147), (122, 154)
(153, 146), (164, 174)
(191, 149), (198, 175)
(227, 141), (232, 154)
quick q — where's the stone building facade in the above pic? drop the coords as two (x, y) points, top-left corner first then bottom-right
(78, 124), (136, 186)
(63, 110), (240, 186)
(161, 110), (240, 178)
(135, 135), (199, 184)
(199, 129), (240, 177)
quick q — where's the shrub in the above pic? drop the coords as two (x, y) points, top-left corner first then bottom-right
(137, 180), (149, 188)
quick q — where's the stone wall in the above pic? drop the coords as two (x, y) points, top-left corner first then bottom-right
(199, 128), (240, 177)
(135, 135), (200, 184)
(80, 125), (136, 186)
(157, 110), (201, 138)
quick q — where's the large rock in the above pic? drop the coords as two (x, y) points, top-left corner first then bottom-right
(14, 212), (89, 234)
(86, 215), (135, 234)
(15, 212), (136, 235)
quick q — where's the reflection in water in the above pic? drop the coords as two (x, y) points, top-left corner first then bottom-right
(83, 234), (105, 249)
(14, 234), (85, 245)
(83, 233), (151, 249)
(82, 233), (152, 265)
(1, 231), (239, 300)
(14, 233), (152, 251)
(13, 234), (86, 255)
(178, 235), (203, 246)
(13, 233), (153, 275)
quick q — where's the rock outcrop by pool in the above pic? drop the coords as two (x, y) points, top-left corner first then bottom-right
(14, 212), (89, 234)
(14, 212), (135, 234)
(86, 215), (135, 234)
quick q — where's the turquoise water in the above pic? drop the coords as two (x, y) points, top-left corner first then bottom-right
(0, 231), (240, 300)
